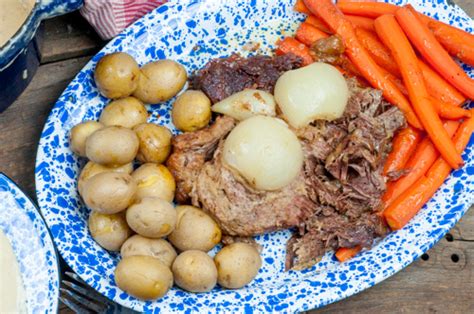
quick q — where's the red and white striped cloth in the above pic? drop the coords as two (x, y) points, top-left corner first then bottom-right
(80, 0), (168, 40)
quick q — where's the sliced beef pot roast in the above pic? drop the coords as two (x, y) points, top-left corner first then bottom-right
(168, 74), (405, 270)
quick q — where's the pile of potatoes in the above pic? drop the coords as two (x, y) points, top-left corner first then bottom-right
(70, 52), (262, 301)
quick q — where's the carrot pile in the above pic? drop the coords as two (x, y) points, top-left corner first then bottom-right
(280, 0), (474, 263)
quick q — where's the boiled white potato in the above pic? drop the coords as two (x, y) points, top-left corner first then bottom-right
(172, 90), (211, 132)
(211, 89), (276, 120)
(133, 123), (172, 164)
(85, 126), (139, 167)
(222, 116), (303, 190)
(121, 235), (177, 267)
(88, 211), (131, 251)
(168, 205), (221, 252)
(274, 63), (349, 128)
(82, 172), (136, 214)
(78, 161), (133, 196)
(126, 197), (176, 238)
(94, 52), (140, 99)
(70, 121), (104, 157)
(133, 60), (187, 104)
(214, 243), (262, 289)
(99, 97), (148, 129)
(131, 163), (176, 202)
(172, 250), (217, 293)
(115, 256), (173, 300)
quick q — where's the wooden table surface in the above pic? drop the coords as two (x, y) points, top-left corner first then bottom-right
(1, 2), (472, 313)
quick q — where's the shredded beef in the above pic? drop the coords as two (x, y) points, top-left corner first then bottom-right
(169, 59), (405, 270)
(192, 53), (302, 103)
(286, 82), (404, 269)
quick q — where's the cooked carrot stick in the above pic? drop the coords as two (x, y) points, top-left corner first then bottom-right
(417, 61), (466, 107)
(409, 6), (474, 67)
(387, 80), (470, 118)
(383, 126), (422, 176)
(275, 37), (314, 65)
(356, 27), (466, 106)
(384, 111), (474, 230)
(391, 84), (470, 119)
(430, 97), (471, 120)
(337, 2), (474, 66)
(337, 2), (397, 18)
(296, 22), (329, 46)
(305, 16), (333, 34)
(375, 14), (463, 169)
(345, 15), (375, 33)
(303, 0), (422, 129)
(383, 70), (406, 95)
(383, 121), (459, 207)
(426, 20), (474, 67)
(294, 0), (311, 14)
(395, 7), (474, 100)
(335, 246), (362, 262)
(339, 55), (364, 78)
(355, 27), (400, 78)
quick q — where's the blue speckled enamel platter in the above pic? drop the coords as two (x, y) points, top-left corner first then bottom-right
(35, 0), (473, 312)
(0, 173), (59, 313)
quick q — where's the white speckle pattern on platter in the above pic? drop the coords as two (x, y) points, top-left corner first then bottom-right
(0, 173), (59, 313)
(35, 0), (473, 312)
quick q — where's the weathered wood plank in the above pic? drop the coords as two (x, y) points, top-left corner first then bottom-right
(39, 12), (103, 64)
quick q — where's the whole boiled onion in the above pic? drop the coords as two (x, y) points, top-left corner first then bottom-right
(274, 63), (349, 128)
(222, 116), (303, 191)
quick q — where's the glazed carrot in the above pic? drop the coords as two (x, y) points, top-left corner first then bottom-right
(305, 16), (333, 34)
(411, 7), (474, 67)
(356, 26), (466, 106)
(385, 78), (469, 120)
(395, 7), (474, 100)
(276, 37), (314, 65)
(296, 22), (328, 46)
(355, 27), (400, 78)
(426, 20), (474, 67)
(335, 246), (362, 262)
(384, 111), (474, 230)
(303, 0), (423, 129)
(337, 2), (397, 18)
(337, 2), (474, 66)
(387, 77), (469, 118)
(383, 121), (459, 207)
(418, 60), (466, 107)
(383, 70), (405, 93)
(345, 15), (375, 33)
(430, 97), (471, 120)
(383, 126), (422, 176)
(294, 0), (311, 14)
(375, 14), (462, 169)
(339, 55), (363, 78)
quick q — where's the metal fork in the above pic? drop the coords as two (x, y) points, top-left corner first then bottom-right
(60, 271), (136, 313)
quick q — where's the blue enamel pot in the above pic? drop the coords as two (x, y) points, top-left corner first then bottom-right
(0, 0), (83, 113)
